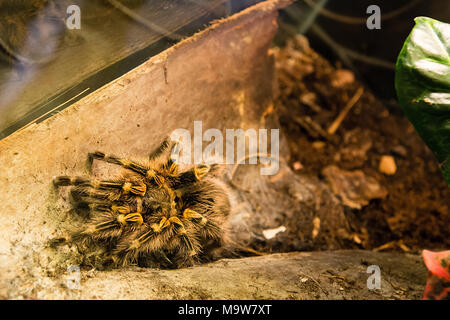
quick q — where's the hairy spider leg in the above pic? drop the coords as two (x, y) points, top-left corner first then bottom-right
(83, 212), (143, 233)
(50, 209), (144, 247)
(72, 196), (145, 241)
(69, 185), (143, 211)
(87, 152), (169, 187)
(182, 208), (208, 226)
(166, 140), (180, 171)
(149, 137), (171, 160)
(54, 176), (147, 196)
(65, 183), (143, 222)
(169, 216), (196, 256)
(54, 176), (146, 238)
(181, 206), (222, 242)
(170, 164), (212, 189)
(150, 138), (181, 178)
(88, 152), (149, 176)
(113, 215), (197, 266)
(112, 217), (169, 265)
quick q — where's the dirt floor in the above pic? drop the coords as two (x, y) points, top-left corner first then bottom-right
(273, 35), (450, 253)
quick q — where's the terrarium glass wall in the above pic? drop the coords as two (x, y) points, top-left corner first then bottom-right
(0, 0), (263, 139)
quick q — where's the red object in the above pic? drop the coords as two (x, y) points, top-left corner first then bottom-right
(422, 250), (450, 300)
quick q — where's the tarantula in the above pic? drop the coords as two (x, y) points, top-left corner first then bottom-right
(52, 138), (230, 269)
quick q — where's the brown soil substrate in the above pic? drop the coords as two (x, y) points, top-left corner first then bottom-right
(273, 35), (449, 253)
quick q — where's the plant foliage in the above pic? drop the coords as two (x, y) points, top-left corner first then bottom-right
(395, 17), (450, 186)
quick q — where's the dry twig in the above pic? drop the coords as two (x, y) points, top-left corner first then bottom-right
(327, 86), (364, 135)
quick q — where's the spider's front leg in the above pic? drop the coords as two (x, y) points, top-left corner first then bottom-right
(149, 137), (174, 160)
(86, 151), (172, 188)
(87, 152), (150, 177)
(88, 138), (180, 176)
(53, 176), (146, 197)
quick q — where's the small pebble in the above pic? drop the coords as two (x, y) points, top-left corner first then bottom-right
(379, 155), (397, 175)
(293, 161), (303, 170)
(262, 226), (286, 240)
(312, 141), (326, 149)
(331, 69), (355, 88)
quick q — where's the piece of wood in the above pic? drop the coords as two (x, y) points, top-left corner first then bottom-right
(327, 86), (364, 135)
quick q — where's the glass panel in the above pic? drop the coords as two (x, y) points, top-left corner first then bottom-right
(0, 0), (263, 139)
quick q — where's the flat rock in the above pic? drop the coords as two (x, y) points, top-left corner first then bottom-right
(49, 250), (427, 299)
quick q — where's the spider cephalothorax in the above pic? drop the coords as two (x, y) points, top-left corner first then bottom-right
(52, 138), (230, 268)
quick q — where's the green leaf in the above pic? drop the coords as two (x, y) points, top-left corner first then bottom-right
(395, 17), (450, 186)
